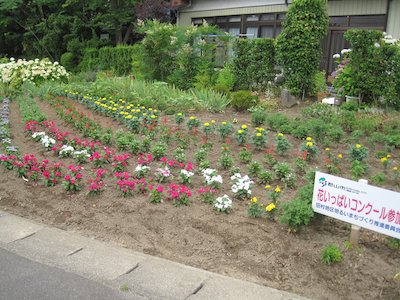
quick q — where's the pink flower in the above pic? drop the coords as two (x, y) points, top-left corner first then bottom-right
(76, 173), (83, 180)
(64, 175), (70, 181)
(156, 186), (164, 193)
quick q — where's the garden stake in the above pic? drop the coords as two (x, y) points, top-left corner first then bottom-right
(350, 179), (368, 247)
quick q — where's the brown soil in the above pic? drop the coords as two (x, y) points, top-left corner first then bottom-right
(0, 97), (399, 300)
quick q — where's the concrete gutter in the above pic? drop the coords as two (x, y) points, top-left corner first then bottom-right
(0, 211), (309, 300)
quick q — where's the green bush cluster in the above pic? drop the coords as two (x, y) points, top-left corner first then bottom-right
(232, 38), (275, 90)
(276, 0), (328, 97)
(279, 181), (315, 231)
(231, 91), (258, 111)
(134, 20), (232, 90)
(333, 29), (400, 109)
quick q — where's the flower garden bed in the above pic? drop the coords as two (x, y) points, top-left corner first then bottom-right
(0, 94), (399, 299)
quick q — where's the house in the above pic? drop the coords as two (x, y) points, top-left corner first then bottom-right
(173, 0), (400, 73)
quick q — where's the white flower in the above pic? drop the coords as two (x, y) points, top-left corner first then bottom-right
(374, 42), (381, 48)
(333, 53), (340, 59)
(341, 49), (351, 55)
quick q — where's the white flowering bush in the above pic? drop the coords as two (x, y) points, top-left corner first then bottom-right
(230, 173), (254, 200)
(213, 195), (232, 213)
(180, 169), (194, 184)
(202, 168), (223, 189)
(32, 132), (55, 150)
(73, 149), (91, 163)
(135, 164), (150, 178)
(0, 57), (68, 92)
(59, 145), (74, 158)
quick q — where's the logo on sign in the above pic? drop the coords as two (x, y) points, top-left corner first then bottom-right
(318, 177), (365, 195)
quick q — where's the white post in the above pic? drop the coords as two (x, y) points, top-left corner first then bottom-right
(350, 179), (368, 247)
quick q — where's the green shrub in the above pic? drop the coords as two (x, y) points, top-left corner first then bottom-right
(214, 64), (235, 93)
(321, 244), (342, 265)
(387, 237), (400, 249)
(340, 101), (358, 111)
(276, 0), (328, 97)
(79, 48), (100, 72)
(265, 113), (291, 131)
(60, 52), (78, 72)
(98, 45), (136, 76)
(231, 90), (258, 111)
(232, 38), (275, 90)
(251, 108), (267, 126)
(371, 172), (385, 185)
(311, 71), (327, 95)
(279, 183), (314, 231)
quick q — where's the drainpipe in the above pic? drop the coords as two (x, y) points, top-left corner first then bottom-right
(384, 0), (391, 32)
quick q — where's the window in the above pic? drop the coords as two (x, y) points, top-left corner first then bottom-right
(261, 26), (274, 38)
(246, 27), (258, 39)
(228, 16), (241, 22)
(246, 15), (259, 22)
(228, 27), (240, 36)
(261, 14), (275, 21)
(192, 12), (285, 38)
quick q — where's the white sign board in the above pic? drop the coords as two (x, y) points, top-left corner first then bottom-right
(312, 171), (400, 239)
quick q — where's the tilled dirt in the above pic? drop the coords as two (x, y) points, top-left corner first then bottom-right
(0, 98), (399, 300)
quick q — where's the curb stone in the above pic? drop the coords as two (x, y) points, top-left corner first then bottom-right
(0, 211), (309, 300)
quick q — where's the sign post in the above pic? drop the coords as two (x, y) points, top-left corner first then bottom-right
(312, 172), (400, 240)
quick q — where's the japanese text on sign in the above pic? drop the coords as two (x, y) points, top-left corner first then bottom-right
(312, 171), (400, 239)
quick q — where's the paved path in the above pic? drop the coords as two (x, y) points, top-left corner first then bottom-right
(0, 211), (308, 300)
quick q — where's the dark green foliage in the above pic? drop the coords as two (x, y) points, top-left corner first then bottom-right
(232, 38), (275, 90)
(382, 45), (400, 110)
(341, 29), (384, 103)
(279, 182), (315, 231)
(60, 52), (78, 72)
(251, 109), (267, 126)
(0, 1), (133, 60)
(276, 0), (328, 97)
(79, 48), (100, 72)
(265, 113), (291, 131)
(231, 91), (258, 111)
(98, 46), (135, 76)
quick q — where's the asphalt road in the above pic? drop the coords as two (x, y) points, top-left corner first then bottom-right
(0, 248), (139, 300)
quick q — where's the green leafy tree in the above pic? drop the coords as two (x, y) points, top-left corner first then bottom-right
(276, 0), (328, 98)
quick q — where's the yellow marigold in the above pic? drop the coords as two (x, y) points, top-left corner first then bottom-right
(204, 122), (210, 127)
(189, 116), (196, 120)
(277, 133), (284, 137)
(150, 115), (157, 119)
(381, 157), (388, 163)
(306, 142), (313, 147)
(142, 113), (147, 116)
(222, 121), (227, 125)
(149, 108), (153, 111)
(257, 127), (265, 132)
(338, 154), (343, 159)
(251, 197), (257, 203)
(233, 118), (238, 124)
(325, 148), (330, 151)
(241, 124), (247, 129)
(275, 186), (281, 193)
(306, 137), (312, 141)
(177, 113), (182, 116)
(356, 144), (361, 149)
(238, 130), (244, 134)
(265, 185), (271, 189)
(387, 154), (391, 158)
(211, 120), (215, 124)
(256, 133), (262, 137)
(393, 166), (398, 171)
(265, 203), (276, 212)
